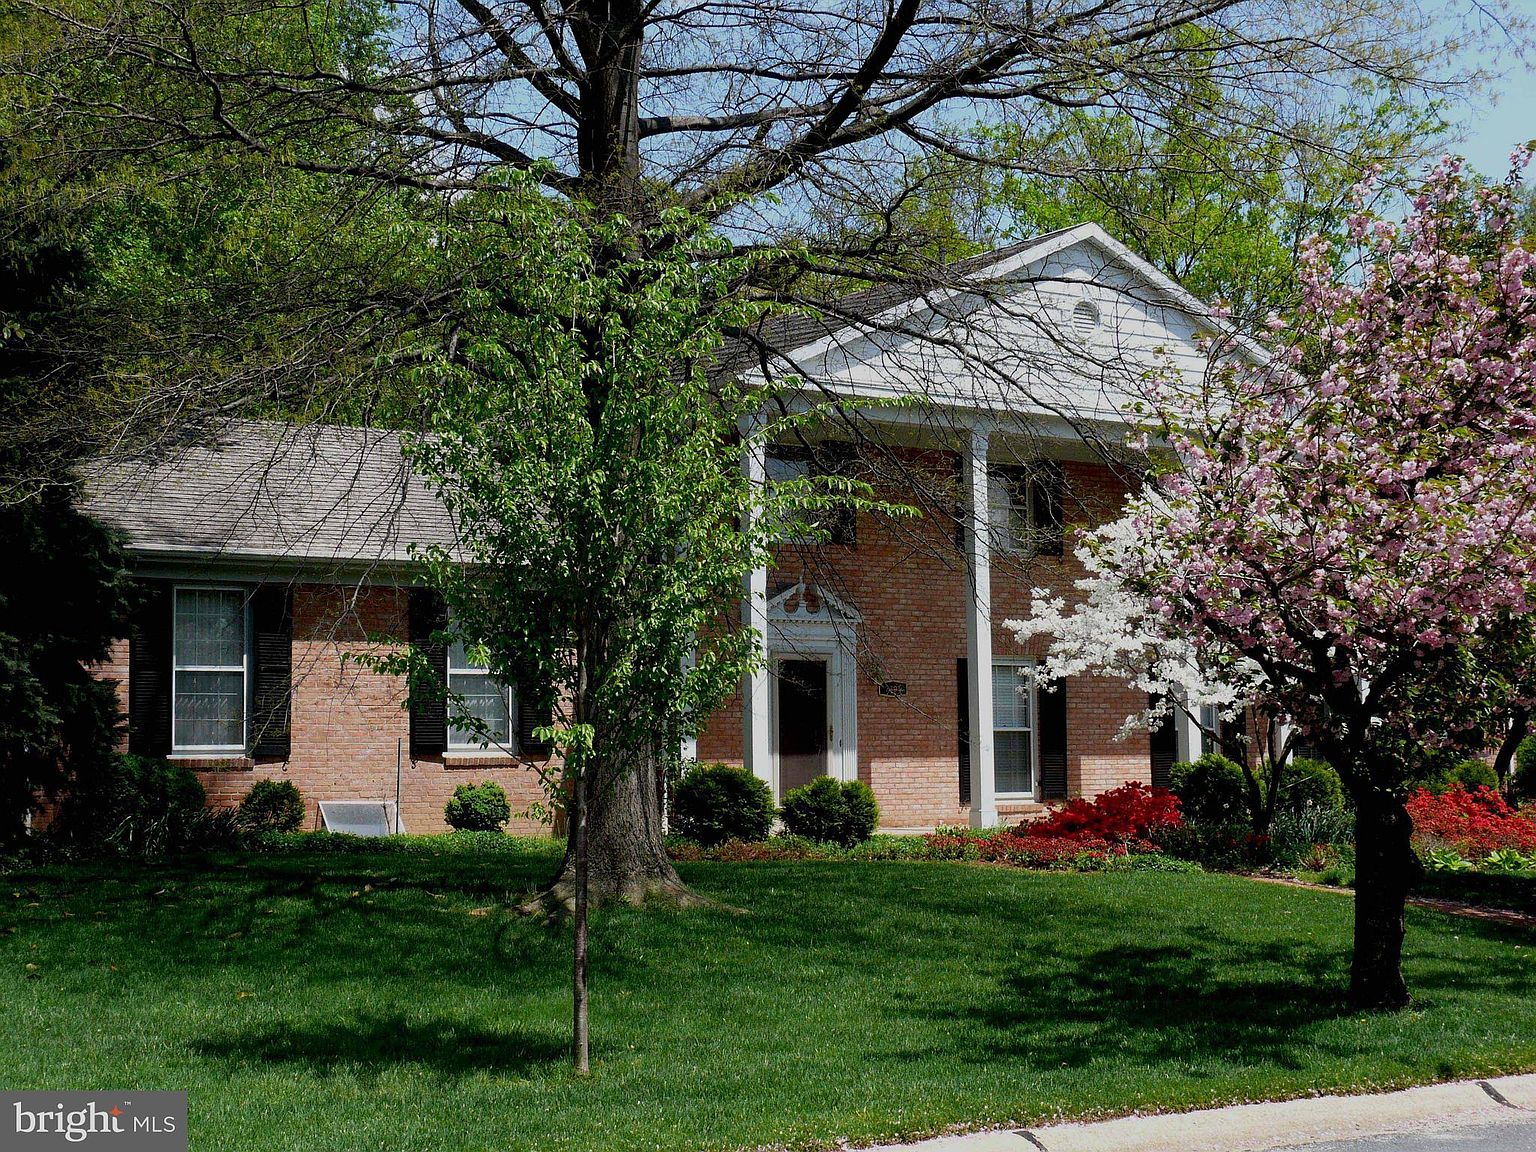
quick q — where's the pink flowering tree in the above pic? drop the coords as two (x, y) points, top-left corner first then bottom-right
(1112, 153), (1536, 1010)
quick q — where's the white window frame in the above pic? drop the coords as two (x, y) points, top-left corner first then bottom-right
(446, 635), (516, 752)
(992, 657), (1039, 800)
(170, 584), (251, 756)
(1198, 703), (1221, 758)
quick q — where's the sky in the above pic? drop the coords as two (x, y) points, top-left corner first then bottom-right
(1448, 1), (1536, 177)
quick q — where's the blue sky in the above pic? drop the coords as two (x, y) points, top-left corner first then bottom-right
(1449, 2), (1535, 176)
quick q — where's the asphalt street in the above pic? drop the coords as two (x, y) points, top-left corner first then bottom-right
(1276, 1117), (1536, 1152)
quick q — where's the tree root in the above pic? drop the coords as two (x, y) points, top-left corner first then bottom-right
(517, 874), (727, 918)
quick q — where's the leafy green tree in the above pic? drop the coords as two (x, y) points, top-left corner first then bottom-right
(382, 182), (891, 1069)
(0, 220), (134, 842)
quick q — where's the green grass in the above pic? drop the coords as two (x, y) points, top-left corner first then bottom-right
(3, 836), (1535, 1152)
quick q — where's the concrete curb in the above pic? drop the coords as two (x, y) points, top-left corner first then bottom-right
(876, 1075), (1536, 1152)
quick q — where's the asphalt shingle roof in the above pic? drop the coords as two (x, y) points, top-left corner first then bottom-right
(81, 422), (458, 567)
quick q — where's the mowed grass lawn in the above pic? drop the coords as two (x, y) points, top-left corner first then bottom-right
(3, 839), (1535, 1152)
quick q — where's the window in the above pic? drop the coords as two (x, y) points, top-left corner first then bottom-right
(1198, 704), (1220, 757)
(172, 587), (248, 752)
(987, 463), (1064, 557)
(447, 637), (512, 749)
(993, 661), (1035, 796)
(765, 443), (856, 545)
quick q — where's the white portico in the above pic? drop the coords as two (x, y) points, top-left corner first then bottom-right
(728, 222), (1257, 825)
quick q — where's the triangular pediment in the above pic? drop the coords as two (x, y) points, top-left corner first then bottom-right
(767, 581), (862, 625)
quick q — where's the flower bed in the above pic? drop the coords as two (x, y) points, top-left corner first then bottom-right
(667, 782), (1191, 873)
(1407, 785), (1536, 861)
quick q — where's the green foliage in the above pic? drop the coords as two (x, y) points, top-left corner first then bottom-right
(393, 184), (906, 823)
(51, 754), (233, 857)
(1452, 759), (1500, 792)
(444, 782), (511, 833)
(1277, 758), (1348, 816)
(238, 780), (306, 833)
(1268, 806), (1355, 868)
(1169, 754), (1250, 826)
(1152, 821), (1267, 871)
(1481, 848), (1536, 875)
(1515, 735), (1536, 801)
(978, 80), (1447, 327)
(779, 776), (880, 847)
(671, 763), (774, 847)
(1414, 756), (1501, 795)
(1421, 847), (1475, 873)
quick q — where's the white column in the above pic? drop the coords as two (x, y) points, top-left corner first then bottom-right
(679, 643), (698, 765)
(741, 419), (774, 791)
(963, 427), (998, 827)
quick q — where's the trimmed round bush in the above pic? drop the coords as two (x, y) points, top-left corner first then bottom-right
(444, 781), (511, 832)
(238, 779), (306, 832)
(1414, 755), (1501, 795)
(840, 780), (880, 845)
(1450, 758), (1499, 793)
(1169, 754), (1248, 826)
(779, 776), (880, 847)
(671, 762), (775, 847)
(1277, 757), (1347, 816)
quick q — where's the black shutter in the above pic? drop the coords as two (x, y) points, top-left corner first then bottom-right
(1037, 680), (1068, 799)
(250, 584), (293, 758)
(128, 580), (173, 757)
(952, 453), (966, 552)
(408, 588), (448, 755)
(1148, 695), (1177, 790)
(957, 657), (971, 804)
(516, 686), (554, 758)
(1031, 460), (1065, 557)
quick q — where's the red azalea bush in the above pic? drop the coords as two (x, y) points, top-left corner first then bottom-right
(1407, 785), (1536, 860)
(977, 831), (1136, 869)
(1028, 781), (1183, 844)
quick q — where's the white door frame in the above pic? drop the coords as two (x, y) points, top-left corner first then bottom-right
(766, 583), (859, 797)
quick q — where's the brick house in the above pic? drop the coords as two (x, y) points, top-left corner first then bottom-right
(81, 223), (1247, 833)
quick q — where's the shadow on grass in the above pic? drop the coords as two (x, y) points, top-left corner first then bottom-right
(194, 1013), (568, 1079)
(965, 935), (1347, 1072)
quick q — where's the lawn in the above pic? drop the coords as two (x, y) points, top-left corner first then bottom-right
(2, 837), (1535, 1152)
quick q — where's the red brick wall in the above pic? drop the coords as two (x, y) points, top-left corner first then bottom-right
(695, 449), (1153, 827)
(98, 582), (551, 835)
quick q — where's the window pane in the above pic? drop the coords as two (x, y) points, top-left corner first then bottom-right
(766, 453), (812, 484)
(175, 589), (245, 667)
(449, 672), (510, 745)
(996, 731), (1034, 794)
(175, 670), (244, 747)
(447, 638), (486, 673)
(992, 663), (1032, 730)
(987, 474), (1015, 549)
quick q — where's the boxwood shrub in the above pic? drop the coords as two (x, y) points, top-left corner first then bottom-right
(671, 763), (774, 846)
(444, 781), (511, 832)
(779, 776), (879, 847)
(238, 779), (306, 832)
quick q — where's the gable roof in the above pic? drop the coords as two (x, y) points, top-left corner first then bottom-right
(731, 222), (1265, 417)
(81, 422), (458, 570)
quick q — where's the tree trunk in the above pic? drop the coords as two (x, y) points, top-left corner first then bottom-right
(1349, 790), (1420, 1011)
(1492, 706), (1527, 793)
(528, 741), (702, 911)
(571, 765), (591, 1074)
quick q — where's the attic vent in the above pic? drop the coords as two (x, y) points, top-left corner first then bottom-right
(1071, 300), (1100, 338)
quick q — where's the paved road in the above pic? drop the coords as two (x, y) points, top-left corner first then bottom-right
(1276, 1117), (1536, 1152)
